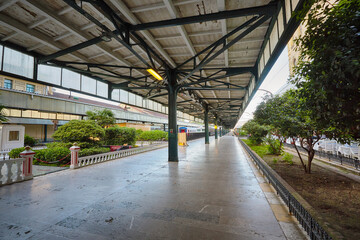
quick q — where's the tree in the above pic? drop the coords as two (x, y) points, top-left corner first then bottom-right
(53, 120), (105, 147)
(0, 105), (8, 123)
(292, 0), (360, 142)
(86, 109), (116, 128)
(103, 126), (136, 145)
(241, 120), (269, 145)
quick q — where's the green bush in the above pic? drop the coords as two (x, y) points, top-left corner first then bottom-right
(33, 147), (70, 165)
(8, 147), (25, 158)
(52, 120), (105, 146)
(46, 141), (96, 149)
(24, 135), (37, 147)
(241, 120), (269, 145)
(135, 129), (143, 140)
(265, 138), (283, 155)
(282, 152), (294, 165)
(103, 126), (136, 145)
(138, 130), (167, 141)
(272, 158), (278, 164)
(79, 147), (110, 157)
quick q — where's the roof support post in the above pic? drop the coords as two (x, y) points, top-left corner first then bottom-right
(167, 69), (178, 162)
(215, 118), (218, 140)
(204, 104), (209, 144)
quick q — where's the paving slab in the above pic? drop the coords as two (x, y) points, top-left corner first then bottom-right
(0, 136), (305, 239)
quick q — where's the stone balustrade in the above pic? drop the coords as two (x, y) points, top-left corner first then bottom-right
(71, 143), (167, 169)
(0, 158), (26, 185)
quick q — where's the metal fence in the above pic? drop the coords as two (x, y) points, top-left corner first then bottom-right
(283, 143), (359, 170)
(239, 139), (332, 240)
(186, 132), (206, 141)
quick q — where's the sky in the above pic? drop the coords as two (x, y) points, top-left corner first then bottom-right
(235, 46), (290, 128)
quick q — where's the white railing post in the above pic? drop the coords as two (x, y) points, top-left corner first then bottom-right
(20, 146), (35, 180)
(70, 143), (80, 169)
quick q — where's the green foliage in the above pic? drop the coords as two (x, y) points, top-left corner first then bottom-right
(33, 147), (70, 165)
(282, 152), (294, 165)
(135, 129), (143, 139)
(241, 120), (269, 145)
(86, 109), (116, 128)
(265, 137), (283, 155)
(272, 158), (278, 164)
(238, 130), (247, 136)
(46, 141), (96, 149)
(103, 126), (136, 145)
(0, 105), (8, 123)
(138, 130), (168, 141)
(8, 147), (25, 158)
(24, 135), (37, 147)
(292, 0), (360, 142)
(52, 120), (105, 146)
(79, 147), (110, 157)
(243, 139), (269, 158)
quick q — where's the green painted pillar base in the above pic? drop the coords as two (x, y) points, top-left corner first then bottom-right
(204, 105), (209, 144)
(168, 70), (178, 162)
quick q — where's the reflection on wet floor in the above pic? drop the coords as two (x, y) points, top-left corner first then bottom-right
(0, 136), (305, 239)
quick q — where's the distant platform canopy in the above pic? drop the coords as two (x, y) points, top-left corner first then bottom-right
(0, 0), (305, 128)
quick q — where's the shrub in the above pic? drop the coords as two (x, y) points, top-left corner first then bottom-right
(46, 141), (96, 149)
(242, 120), (269, 145)
(79, 147), (110, 157)
(33, 147), (70, 165)
(103, 126), (136, 145)
(86, 109), (115, 128)
(272, 158), (278, 164)
(282, 152), (294, 165)
(8, 147), (25, 158)
(135, 129), (143, 140)
(138, 130), (167, 141)
(24, 135), (37, 147)
(52, 120), (105, 146)
(265, 137), (283, 155)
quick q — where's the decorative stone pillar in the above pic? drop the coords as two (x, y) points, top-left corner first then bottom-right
(20, 146), (35, 180)
(70, 143), (80, 169)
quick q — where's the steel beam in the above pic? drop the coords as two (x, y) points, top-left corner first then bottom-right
(130, 3), (277, 31)
(199, 98), (244, 101)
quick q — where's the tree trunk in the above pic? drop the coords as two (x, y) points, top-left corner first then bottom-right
(292, 138), (307, 173)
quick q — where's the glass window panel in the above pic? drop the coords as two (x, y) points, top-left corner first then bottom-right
(0, 45), (3, 70)
(10, 109), (21, 117)
(3, 47), (34, 78)
(62, 69), (80, 90)
(96, 81), (108, 98)
(4, 79), (12, 89)
(38, 64), (61, 85)
(26, 84), (35, 93)
(128, 92), (135, 105)
(136, 95), (142, 107)
(22, 110), (32, 118)
(148, 100), (153, 110)
(120, 89), (128, 103)
(9, 131), (19, 141)
(111, 89), (120, 101)
(81, 75), (96, 94)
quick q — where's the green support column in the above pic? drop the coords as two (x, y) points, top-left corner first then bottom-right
(215, 119), (218, 140)
(204, 105), (209, 144)
(167, 69), (178, 162)
(219, 126), (222, 137)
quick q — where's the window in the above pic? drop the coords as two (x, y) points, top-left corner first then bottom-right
(81, 75), (96, 95)
(4, 79), (12, 89)
(9, 131), (19, 141)
(62, 69), (80, 90)
(26, 84), (35, 93)
(38, 64), (61, 85)
(3, 47), (34, 78)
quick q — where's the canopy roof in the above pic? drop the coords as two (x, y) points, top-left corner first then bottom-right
(0, 0), (305, 127)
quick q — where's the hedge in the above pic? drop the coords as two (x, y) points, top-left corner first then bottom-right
(137, 130), (168, 141)
(103, 126), (136, 145)
(79, 147), (110, 157)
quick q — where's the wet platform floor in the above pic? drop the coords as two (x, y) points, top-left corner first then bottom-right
(0, 136), (303, 239)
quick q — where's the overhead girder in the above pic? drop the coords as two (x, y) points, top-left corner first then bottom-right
(129, 2), (277, 31)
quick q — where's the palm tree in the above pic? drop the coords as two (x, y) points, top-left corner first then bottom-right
(0, 105), (8, 123)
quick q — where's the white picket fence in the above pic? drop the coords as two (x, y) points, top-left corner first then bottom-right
(75, 144), (167, 168)
(0, 158), (26, 186)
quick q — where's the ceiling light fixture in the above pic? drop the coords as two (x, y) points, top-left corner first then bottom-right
(147, 68), (163, 81)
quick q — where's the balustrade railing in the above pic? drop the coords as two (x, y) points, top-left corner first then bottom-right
(0, 158), (26, 186)
(73, 143), (167, 169)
